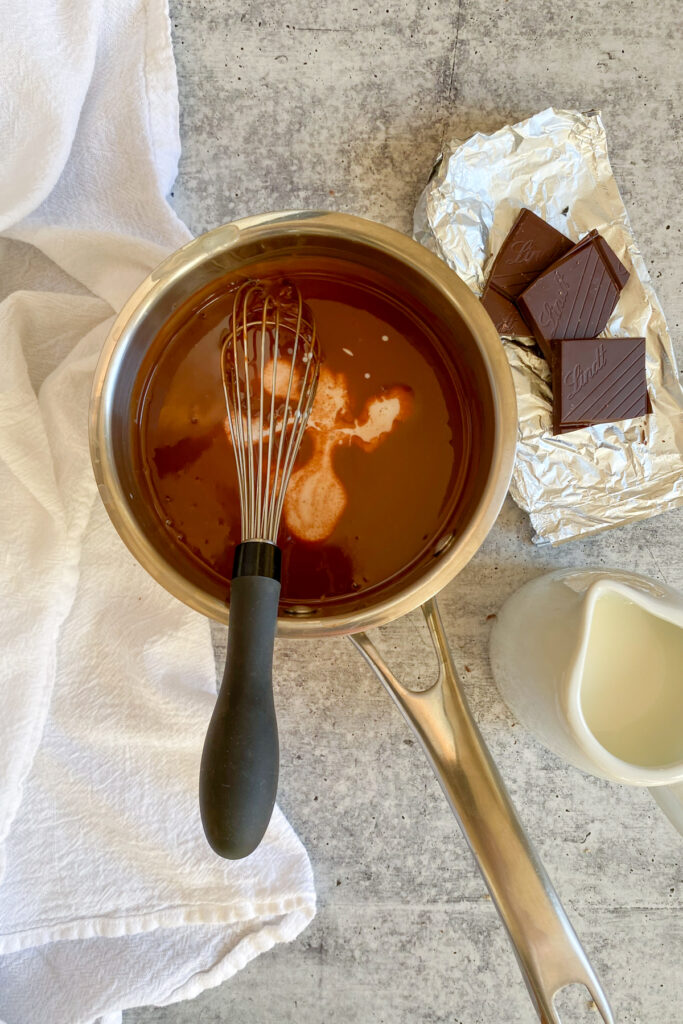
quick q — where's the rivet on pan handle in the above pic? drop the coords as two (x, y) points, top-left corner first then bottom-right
(350, 597), (614, 1024)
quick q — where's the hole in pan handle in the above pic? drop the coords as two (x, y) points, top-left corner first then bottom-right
(349, 598), (614, 1024)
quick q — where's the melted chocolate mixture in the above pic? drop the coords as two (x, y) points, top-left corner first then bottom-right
(133, 256), (473, 608)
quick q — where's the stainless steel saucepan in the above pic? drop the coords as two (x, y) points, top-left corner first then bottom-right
(89, 211), (613, 1023)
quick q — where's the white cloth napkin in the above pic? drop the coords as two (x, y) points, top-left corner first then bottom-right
(0, 2), (316, 1022)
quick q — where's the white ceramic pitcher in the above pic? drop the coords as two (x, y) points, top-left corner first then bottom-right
(490, 568), (683, 834)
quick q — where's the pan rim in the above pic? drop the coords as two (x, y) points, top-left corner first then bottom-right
(90, 210), (517, 638)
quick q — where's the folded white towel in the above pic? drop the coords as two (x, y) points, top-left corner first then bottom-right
(0, 2), (315, 1022)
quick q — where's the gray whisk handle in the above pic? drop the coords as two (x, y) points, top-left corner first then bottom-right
(199, 543), (281, 859)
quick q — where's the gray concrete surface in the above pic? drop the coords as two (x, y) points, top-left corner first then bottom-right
(127, 2), (682, 1021)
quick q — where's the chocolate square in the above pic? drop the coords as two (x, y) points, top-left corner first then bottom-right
(486, 208), (574, 299)
(481, 282), (530, 336)
(518, 238), (623, 362)
(552, 337), (648, 434)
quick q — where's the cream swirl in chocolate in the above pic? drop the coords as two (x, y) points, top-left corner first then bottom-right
(133, 255), (473, 607)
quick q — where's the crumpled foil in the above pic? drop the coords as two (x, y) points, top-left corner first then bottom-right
(414, 107), (683, 544)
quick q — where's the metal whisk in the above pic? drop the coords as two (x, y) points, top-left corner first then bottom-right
(199, 280), (320, 860)
(221, 280), (320, 543)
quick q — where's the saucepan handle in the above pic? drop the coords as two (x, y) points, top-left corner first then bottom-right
(350, 598), (614, 1024)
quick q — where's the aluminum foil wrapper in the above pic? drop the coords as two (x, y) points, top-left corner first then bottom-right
(414, 107), (683, 544)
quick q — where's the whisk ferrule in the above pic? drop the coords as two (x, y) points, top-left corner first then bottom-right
(232, 540), (282, 581)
